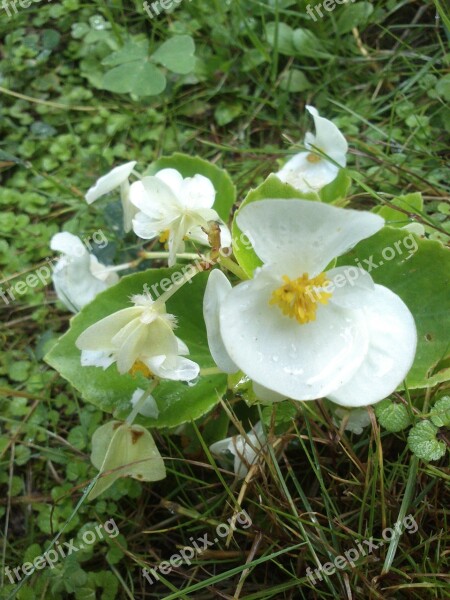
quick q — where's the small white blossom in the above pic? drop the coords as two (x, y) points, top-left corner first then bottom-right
(130, 168), (231, 266)
(76, 293), (199, 381)
(51, 232), (118, 313)
(276, 106), (348, 193)
(209, 422), (266, 479)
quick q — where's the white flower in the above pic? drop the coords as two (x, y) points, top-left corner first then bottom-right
(75, 293), (199, 381)
(51, 232), (119, 313)
(204, 199), (417, 407)
(209, 421), (266, 479)
(276, 106), (348, 193)
(85, 161), (137, 232)
(130, 168), (231, 266)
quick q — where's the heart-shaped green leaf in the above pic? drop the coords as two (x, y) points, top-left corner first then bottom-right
(408, 420), (446, 461)
(101, 41), (148, 66)
(152, 35), (196, 74)
(102, 62), (166, 96)
(45, 268), (227, 428)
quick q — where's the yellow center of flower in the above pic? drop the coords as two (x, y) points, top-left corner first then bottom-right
(306, 152), (321, 163)
(159, 229), (170, 244)
(130, 361), (154, 378)
(269, 272), (332, 324)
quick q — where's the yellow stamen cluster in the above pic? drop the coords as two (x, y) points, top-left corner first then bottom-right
(159, 229), (170, 245)
(130, 361), (154, 378)
(306, 152), (321, 163)
(270, 272), (332, 324)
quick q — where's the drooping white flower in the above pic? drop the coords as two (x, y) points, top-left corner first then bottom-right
(130, 168), (231, 266)
(276, 106), (348, 193)
(209, 421), (266, 479)
(51, 232), (119, 313)
(75, 293), (199, 381)
(204, 199), (417, 407)
(85, 161), (137, 232)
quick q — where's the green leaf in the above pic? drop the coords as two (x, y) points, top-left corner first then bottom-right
(407, 420), (446, 461)
(336, 2), (374, 34)
(146, 152), (236, 223)
(88, 421), (166, 500)
(102, 61), (166, 96)
(214, 101), (243, 126)
(279, 69), (311, 92)
(374, 399), (412, 432)
(265, 22), (296, 55)
(373, 193), (424, 228)
(45, 268), (227, 428)
(337, 229), (450, 389)
(101, 41), (148, 66)
(152, 35), (196, 74)
(292, 28), (326, 58)
(319, 169), (352, 204)
(430, 396), (450, 427)
(232, 174), (318, 277)
(435, 74), (450, 101)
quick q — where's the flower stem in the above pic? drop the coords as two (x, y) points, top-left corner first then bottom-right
(218, 256), (249, 280)
(139, 251), (201, 261)
(126, 380), (159, 426)
(155, 263), (203, 306)
(200, 366), (223, 376)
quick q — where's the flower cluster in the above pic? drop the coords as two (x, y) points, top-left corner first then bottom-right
(48, 106), (420, 485)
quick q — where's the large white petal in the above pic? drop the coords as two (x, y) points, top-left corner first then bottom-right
(155, 168), (184, 197)
(305, 106), (348, 166)
(76, 307), (143, 350)
(327, 285), (417, 407)
(80, 349), (115, 370)
(327, 266), (375, 309)
(132, 211), (178, 241)
(219, 273), (369, 400)
(236, 199), (384, 277)
(203, 269), (239, 374)
(147, 354), (200, 381)
(85, 161), (137, 204)
(180, 174), (216, 209)
(129, 177), (180, 217)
